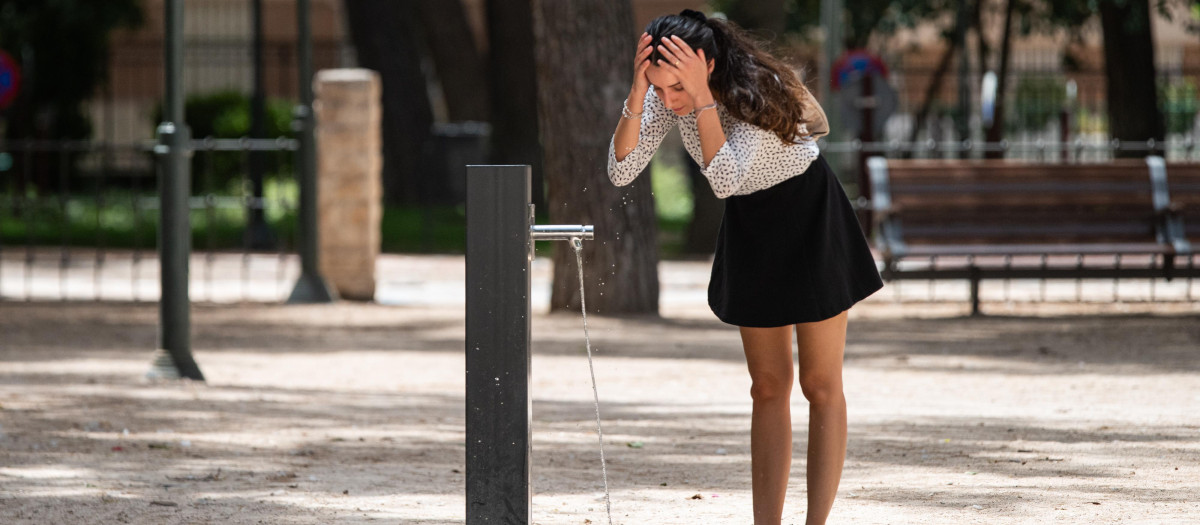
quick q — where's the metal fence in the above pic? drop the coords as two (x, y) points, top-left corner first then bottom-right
(0, 138), (301, 303)
(4, 31), (1199, 305)
(5, 137), (1199, 306)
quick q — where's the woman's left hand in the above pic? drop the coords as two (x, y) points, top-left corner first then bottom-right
(656, 35), (712, 103)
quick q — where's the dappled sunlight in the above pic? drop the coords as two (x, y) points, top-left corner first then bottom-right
(2, 301), (1198, 522)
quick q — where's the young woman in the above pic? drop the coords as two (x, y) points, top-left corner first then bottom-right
(607, 9), (884, 525)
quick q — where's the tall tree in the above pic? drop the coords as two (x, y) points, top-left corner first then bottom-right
(343, 0), (432, 203)
(415, 0), (489, 122)
(486, 0), (545, 209)
(1098, 0), (1164, 156)
(533, 0), (660, 314)
(983, 0), (1016, 158)
(1039, 0), (1189, 155)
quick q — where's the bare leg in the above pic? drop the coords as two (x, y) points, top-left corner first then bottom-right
(795, 310), (849, 525)
(739, 325), (795, 525)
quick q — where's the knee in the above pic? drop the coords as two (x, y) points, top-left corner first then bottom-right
(798, 372), (843, 406)
(749, 370), (793, 403)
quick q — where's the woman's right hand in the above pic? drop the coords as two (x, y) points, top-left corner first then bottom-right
(630, 33), (654, 103)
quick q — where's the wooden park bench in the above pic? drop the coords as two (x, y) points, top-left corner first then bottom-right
(866, 156), (1198, 314)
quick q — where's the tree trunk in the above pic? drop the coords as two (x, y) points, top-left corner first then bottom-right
(486, 0), (545, 209)
(905, 38), (957, 157)
(984, 0), (1016, 158)
(343, 0), (432, 203)
(1098, 0), (1163, 158)
(415, 0), (489, 122)
(533, 0), (659, 315)
(973, 0), (989, 90)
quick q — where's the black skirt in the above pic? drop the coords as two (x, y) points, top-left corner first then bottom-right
(708, 155), (884, 327)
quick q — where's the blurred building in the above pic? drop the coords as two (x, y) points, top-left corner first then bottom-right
(89, 0), (1200, 146)
(100, 0), (347, 144)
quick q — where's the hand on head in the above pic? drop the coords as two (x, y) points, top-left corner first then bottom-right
(654, 35), (710, 99)
(630, 32), (654, 99)
(630, 31), (715, 115)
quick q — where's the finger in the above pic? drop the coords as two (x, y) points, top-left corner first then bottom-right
(662, 37), (686, 55)
(669, 35), (697, 58)
(636, 34), (652, 52)
(656, 44), (681, 65)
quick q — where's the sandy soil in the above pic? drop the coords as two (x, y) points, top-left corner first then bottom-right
(1, 295), (1198, 524)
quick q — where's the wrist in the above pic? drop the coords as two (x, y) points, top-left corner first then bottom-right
(691, 89), (715, 108)
(621, 97), (643, 120)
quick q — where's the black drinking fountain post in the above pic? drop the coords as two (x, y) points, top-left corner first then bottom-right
(465, 165), (595, 524)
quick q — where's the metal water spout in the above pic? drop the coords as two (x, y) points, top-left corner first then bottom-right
(529, 207), (594, 259)
(530, 223), (594, 242)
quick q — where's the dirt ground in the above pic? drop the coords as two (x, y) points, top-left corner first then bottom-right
(1, 291), (1199, 524)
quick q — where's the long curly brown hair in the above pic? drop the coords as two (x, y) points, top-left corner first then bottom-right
(646, 9), (813, 143)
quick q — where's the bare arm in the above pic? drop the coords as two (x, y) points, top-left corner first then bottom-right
(692, 91), (725, 167)
(613, 33), (654, 162)
(612, 89), (645, 162)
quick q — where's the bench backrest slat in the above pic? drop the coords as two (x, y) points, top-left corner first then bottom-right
(875, 159), (1158, 247)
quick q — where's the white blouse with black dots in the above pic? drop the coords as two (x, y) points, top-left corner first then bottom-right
(607, 86), (820, 199)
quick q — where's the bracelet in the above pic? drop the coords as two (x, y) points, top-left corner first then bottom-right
(694, 101), (718, 116)
(621, 98), (643, 120)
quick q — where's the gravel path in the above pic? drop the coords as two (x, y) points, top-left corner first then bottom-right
(1, 274), (1198, 524)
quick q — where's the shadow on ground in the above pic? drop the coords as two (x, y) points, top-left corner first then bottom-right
(2, 301), (1198, 522)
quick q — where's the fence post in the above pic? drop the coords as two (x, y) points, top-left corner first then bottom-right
(287, 0), (337, 303)
(314, 69), (382, 300)
(151, 0), (204, 381)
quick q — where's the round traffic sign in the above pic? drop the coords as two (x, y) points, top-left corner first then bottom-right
(0, 50), (22, 110)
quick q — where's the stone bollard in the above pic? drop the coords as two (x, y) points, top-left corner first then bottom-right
(314, 69), (382, 301)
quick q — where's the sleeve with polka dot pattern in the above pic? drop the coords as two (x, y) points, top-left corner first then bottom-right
(698, 117), (820, 199)
(607, 87), (676, 187)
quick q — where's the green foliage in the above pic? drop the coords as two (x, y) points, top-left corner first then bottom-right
(651, 159), (693, 223)
(650, 159), (693, 258)
(1009, 76), (1066, 133)
(154, 90), (298, 193)
(1160, 78), (1199, 135)
(0, 178), (299, 251)
(172, 90), (297, 140)
(3, 172), (702, 258)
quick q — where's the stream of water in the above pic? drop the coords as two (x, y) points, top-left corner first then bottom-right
(571, 237), (614, 525)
